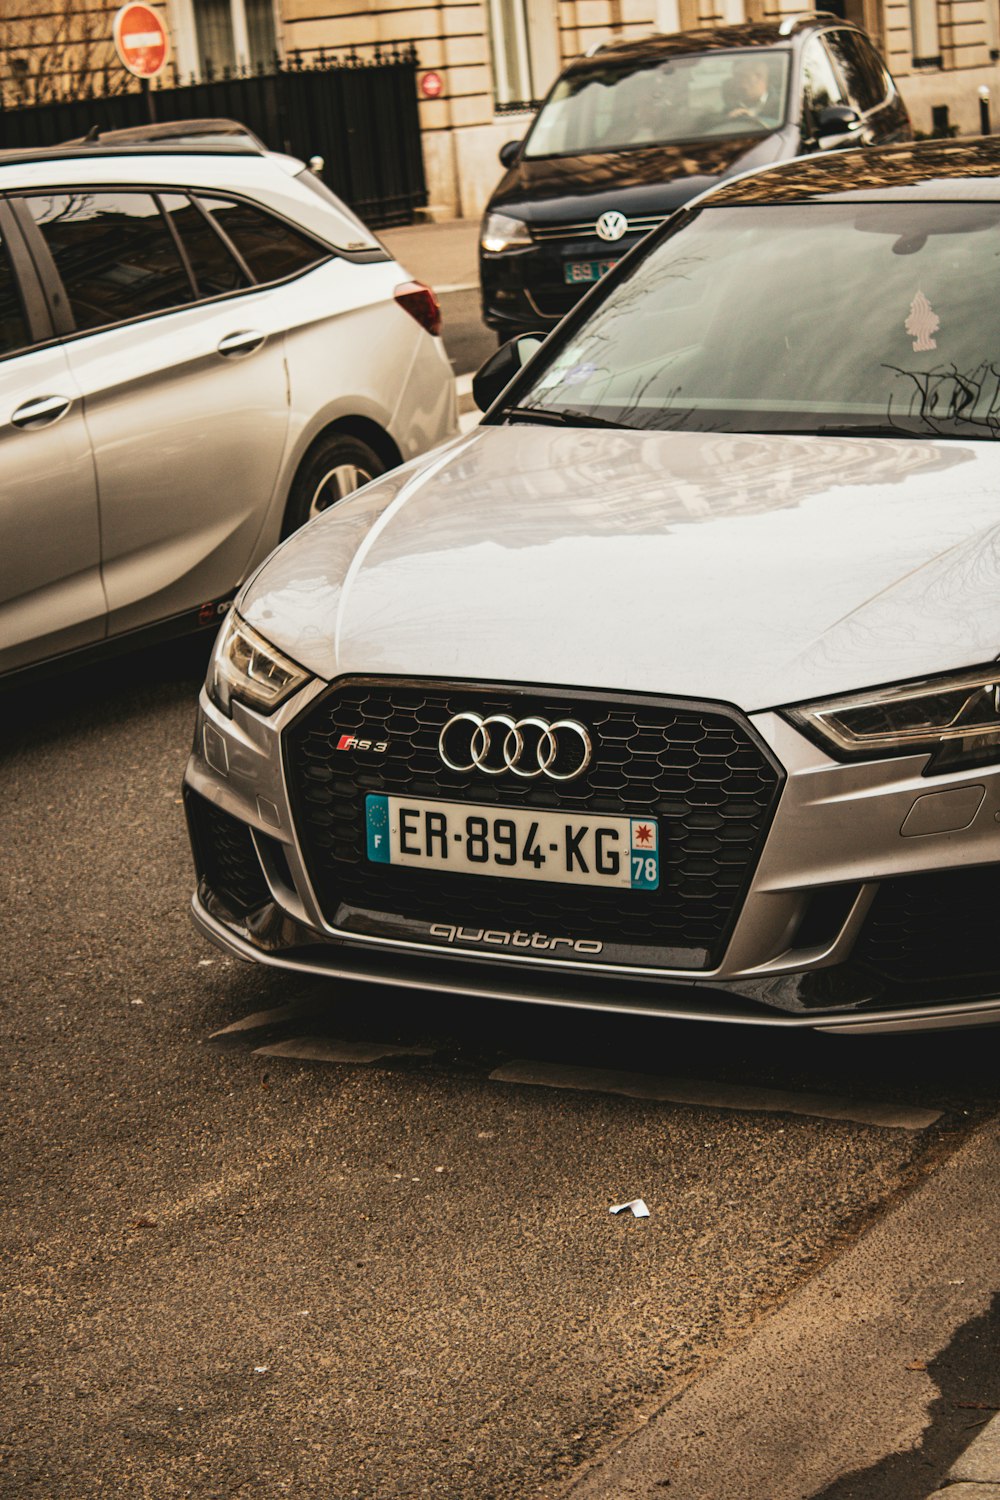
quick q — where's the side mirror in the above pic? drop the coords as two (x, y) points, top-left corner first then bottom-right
(472, 333), (545, 412)
(814, 104), (863, 148)
(499, 139), (522, 169)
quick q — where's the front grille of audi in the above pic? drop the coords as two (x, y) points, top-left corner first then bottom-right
(282, 679), (784, 971)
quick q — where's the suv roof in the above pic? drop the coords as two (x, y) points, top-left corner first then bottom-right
(710, 136), (1000, 205)
(578, 13), (854, 67)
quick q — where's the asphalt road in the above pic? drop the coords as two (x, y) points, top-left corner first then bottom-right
(3, 634), (1000, 1500)
(438, 286), (495, 379)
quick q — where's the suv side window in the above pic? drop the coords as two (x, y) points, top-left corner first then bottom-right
(24, 191), (194, 332)
(0, 231), (29, 356)
(801, 37), (849, 117)
(824, 30), (887, 113)
(196, 196), (327, 284)
(158, 193), (249, 297)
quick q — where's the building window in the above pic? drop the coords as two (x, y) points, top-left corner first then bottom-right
(910, 0), (941, 64)
(194, 0), (236, 70)
(171, 0), (277, 76)
(986, 0), (1000, 58)
(487, 0), (559, 110)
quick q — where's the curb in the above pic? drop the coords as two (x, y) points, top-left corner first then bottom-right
(927, 1412), (1000, 1497)
(563, 1116), (1000, 1500)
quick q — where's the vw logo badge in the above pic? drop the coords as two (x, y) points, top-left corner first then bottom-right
(438, 713), (592, 782)
(596, 210), (628, 243)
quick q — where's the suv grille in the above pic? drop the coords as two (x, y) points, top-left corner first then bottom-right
(530, 216), (665, 242)
(283, 679), (784, 970)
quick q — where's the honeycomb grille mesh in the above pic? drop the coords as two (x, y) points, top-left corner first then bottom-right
(283, 680), (784, 969)
(856, 864), (1000, 983)
(187, 792), (270, 917)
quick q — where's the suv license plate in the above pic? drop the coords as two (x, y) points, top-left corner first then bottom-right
(564, 258), (619, 285)
(366, 794), (658, 891)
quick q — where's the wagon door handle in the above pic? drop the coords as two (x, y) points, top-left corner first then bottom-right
(217, 330), (267, 358)
(11, 394), (72, 428)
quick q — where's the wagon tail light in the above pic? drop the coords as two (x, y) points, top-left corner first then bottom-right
(394, 281), (442, 337)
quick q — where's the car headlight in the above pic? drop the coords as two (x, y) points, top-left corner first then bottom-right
(785, 666), (1000, 775)
(481, 211), (532, 253)
(208, 612), (311, 717)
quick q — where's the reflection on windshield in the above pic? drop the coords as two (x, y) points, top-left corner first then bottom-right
(524, 50), (789, 157)
(513, 203), (1000, 438)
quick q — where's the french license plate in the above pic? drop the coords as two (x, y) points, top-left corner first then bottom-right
(564, 258), (619, 285)
(366, 794), (659, 891)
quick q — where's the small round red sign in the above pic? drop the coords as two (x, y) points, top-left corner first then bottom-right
(420, 71), (444, 99)
(113, 2), (170, 79)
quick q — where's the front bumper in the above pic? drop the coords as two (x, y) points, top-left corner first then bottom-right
(184, 675), (1000, 1033)
(480, 229), (650, 333)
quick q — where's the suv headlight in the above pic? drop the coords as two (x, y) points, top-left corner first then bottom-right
(481, 211), (532, 253)
(785, 665), (1000, 775)
(208, 612), (311, 717)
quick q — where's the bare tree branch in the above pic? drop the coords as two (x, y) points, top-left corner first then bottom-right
(1, 0), (134, 106)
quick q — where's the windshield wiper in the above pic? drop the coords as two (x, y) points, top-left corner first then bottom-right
(502, 405), (636, 430)
(814, 422), (944, 438)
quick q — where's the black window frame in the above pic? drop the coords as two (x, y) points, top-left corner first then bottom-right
(157, 190), (253, 298)
(0, 196), (56, 360)
(797, 31), (852, 134)
(822, 27), (890, 115)
(9, 183), (335, 343)
(192, 191), (332, 286)
(12, 187), (200, 339)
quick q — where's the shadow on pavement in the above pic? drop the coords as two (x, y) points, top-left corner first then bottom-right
(807, 1291), (1000, 1500)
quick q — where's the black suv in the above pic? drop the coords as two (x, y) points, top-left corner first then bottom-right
(480, 13), (911, 339)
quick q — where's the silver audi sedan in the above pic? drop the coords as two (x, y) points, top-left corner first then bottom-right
(186, 137), (1000, 1033)
(0, 130), (455, 681)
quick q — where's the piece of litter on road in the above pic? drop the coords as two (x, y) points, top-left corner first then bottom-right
(434, 1166), (445, 1173)
(130, 999), (144, 1006)
(906, 1360), (928, 1371)
(198, 959), (214, 966)
(610, 1198), (650, 1218)
(253, 1365), (269, 1374)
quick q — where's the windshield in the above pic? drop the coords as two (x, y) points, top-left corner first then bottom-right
(510, 202), (1000, 438)
(524, 49), (790, 157)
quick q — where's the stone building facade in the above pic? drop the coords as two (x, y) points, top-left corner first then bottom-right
(4, 0), (1000, 217)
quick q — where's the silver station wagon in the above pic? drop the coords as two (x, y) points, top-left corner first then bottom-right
(0, 129), (456, 680)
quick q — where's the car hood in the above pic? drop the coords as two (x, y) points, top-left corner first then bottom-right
(488, 134), (787, 222)
(240, 426), (1000, 713)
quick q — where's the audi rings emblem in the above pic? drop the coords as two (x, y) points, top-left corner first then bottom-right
(438, 712), (593, 781)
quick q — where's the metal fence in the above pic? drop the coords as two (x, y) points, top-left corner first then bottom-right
(0, 48), (427, 228)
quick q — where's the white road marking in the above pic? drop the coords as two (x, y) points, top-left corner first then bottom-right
(489, 1061), (942, 1130)
(253, 1038), (433, 1063)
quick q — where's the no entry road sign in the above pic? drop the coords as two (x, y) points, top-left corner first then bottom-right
(113, 3), (169, 79)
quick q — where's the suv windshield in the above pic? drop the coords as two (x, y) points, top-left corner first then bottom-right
(511, 202), (1000, 438)
(524, 49), (790, 157)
